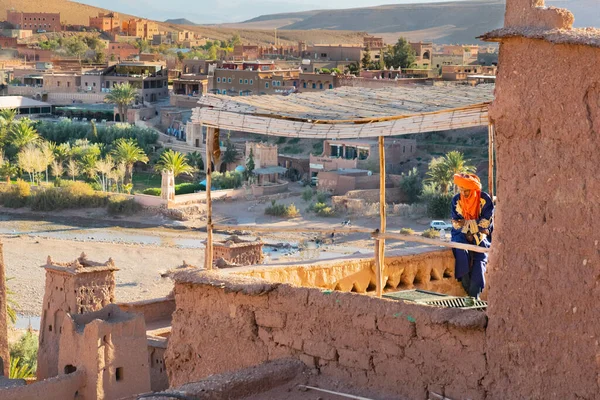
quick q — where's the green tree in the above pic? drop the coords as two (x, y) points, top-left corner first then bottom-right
(186, 151), (204, 172)
(207, 44), (218, 60)
(64, 36), (89, 63)
(111, 138), (149, 184)
(361, 46), (373, 70)
(133, 39), (150, 54)
(10, 330), (38, 376)
(230, 34), (242, 47)
(155, 149), (194, 178)
(400, 167), (423, 204)
(346, 62), (360, 76)
(93, 50), (106, 64)
(383, 37), (417, 69)
(245, 148), (255, 180)
(105, 83), (137, 123)
(222, 134), (238, 164)
(425, 151), (476, 194)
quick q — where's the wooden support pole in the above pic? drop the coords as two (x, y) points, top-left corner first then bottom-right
(374, 232), (490, 254)
(205, 127), (214, 270)
(376, 136), (386, 298)
(213, 224), (373, 235)
(488, 122), (495, 198)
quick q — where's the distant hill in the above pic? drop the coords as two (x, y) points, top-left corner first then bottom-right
(164, 18), (197, 26)
(238, 0), (598, 44)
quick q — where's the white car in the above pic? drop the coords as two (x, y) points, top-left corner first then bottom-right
(430, 220), (452, 230)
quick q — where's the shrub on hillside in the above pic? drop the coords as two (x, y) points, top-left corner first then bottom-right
(29, 182), (108, 211)
(312, 202), (336, 217)
(400, 228), (415, 235)
(107, 195), (141, 215)
(302, 187), (314, 202)
(265, 200), (300, 218)
(175, 183), (204, 195)
(142, 188), (161, 196)
(0, 180), (30, 208)
(422, 228), (441, 239)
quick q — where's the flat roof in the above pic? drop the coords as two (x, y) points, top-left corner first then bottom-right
(197, 84), (493, 121)
(0, 96), (51, 109)
(193, 84), (493, 139)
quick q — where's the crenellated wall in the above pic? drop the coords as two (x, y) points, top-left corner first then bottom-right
(165, 271), (487, 399)
(234, 249), (466, 297)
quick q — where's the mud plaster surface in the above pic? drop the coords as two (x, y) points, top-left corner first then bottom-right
(486, 37), (600, 399)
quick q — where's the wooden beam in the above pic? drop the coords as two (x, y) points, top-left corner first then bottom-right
(376, 136), (386, 298)
(213, 224), (374, 235)
(488, 122), (495, 198)
(374, 232), (490, 254)
(205, 127), (214, 270)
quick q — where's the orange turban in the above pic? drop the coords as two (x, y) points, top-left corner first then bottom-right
(454, 174), (482, 220)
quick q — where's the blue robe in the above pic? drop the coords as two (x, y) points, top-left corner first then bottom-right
(451, 191), (494, 298)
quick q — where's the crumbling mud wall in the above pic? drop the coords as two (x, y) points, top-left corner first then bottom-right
(234, 249), (465, 297)
(482, 1), (600, 398)
(165, 271), (487, 400)
(0, 369), (85, 400)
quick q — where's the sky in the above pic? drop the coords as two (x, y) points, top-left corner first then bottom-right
(74, 0), (475, 24)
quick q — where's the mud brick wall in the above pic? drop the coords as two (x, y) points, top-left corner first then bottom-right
(166, 272), (487, 400)
(485, 35), (600, 399)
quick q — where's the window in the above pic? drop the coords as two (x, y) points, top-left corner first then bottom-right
(244, 79), (248, 84)
(329, 84), (333, 89)
(67, 82), (70, 88)
(93, 82), (96, 87)
(239, 79), (243, 84)
(320, 83), (323, 90)
(57, 81), (60, 87)
(228, 78), (232, 83)
(217, 77), (221, 83)
(85, 82), (88, 87)
(239, 91), (243, 96)
(116, 367), (123, 382)
(303, 82), (307, 89)
(265, 82), (269, 88)
(321, 53), (327, 58)
(312, 83), (316, 89)
(403, 146), (406, 153)
(249, 79), (253, 84)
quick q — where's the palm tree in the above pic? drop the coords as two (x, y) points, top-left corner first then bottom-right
(0, 108), (17, 145)
(10, 119), (39, 150)
(186, 151), (204, 172)
(425, 151), (476, 194)
(155, 150), (194, 178)
(111, 138), (149, 185)
(442, 151), (476, 193)
(0, 153), (18, 183)
(105, 83), (137, 123)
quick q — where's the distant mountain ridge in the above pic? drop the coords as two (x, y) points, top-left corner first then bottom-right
(240, 0), (598, 44)
(165, 18), (197, 26)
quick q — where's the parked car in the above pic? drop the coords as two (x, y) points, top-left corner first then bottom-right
(430, 220), (452, 230)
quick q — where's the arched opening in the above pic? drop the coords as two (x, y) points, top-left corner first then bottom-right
(219, 163), (227, 173)
(64, 365), (77, 374)
(423, 50), (431, 60)
(115, 114), (121, 122)
(0, 357), (4, 376)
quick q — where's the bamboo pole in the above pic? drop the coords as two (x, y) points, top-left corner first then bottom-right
(374, 232), (490, 254)
(205, 127), (214, 270)
(488, 122), (495, 198)
(375, 136), (386, 298)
